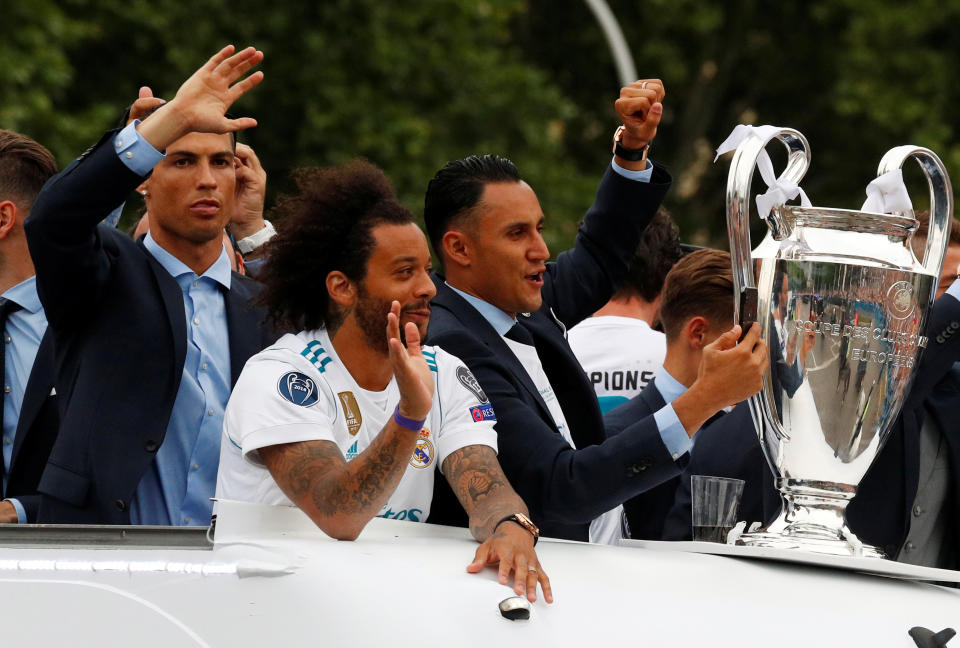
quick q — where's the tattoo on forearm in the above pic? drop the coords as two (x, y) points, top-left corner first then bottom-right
(262, 430), (413, 522)
(443, 445), (528, 541)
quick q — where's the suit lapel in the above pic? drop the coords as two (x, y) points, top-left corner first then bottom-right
(430, 282), (554, 423)
(10, 331), (55, 468)
(224, 276), (261, 386)
(139, 239), (188, 383)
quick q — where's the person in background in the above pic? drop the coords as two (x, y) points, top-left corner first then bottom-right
(569, 207), (683, 413)
(0, 130), (60, 523)
(604, 249), (738, 540)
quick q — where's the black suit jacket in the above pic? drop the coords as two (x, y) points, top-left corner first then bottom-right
(426, 164), (677, 541)
(603, 379), (723, 540)
(25, 129), (275, 524)
(3, 330), (59, 522)
(663, 292), (960, 562)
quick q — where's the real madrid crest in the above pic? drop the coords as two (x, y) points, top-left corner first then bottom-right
(410, 428), (434, 469)
(337, 391), (363, 436)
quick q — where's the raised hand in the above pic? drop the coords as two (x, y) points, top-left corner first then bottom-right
(614, 78), (665, 149)
(231, 143), (268, 239)
(137, 45), (264, 151)
(386, 301), (434, 421)
(126, 86), (166, 125)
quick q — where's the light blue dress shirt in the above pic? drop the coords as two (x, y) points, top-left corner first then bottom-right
(2, 276), (48, 523)
(128, 234), (233, 526)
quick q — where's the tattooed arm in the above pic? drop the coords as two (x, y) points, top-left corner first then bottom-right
(260, 422), (420, 541)
(442, 444), (527, 541)
(444, 445), (553, 603)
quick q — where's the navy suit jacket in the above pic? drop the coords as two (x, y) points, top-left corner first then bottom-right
(603, 379), (723, 540)
(663, 292), (960, 561)
(25, 130), (275, 524)
(3, 331), (59, 522)
(425, 164), (679, 541)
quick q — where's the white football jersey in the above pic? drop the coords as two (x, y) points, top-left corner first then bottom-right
(568, 316), (666, 413)
(216, 329), (498, 523)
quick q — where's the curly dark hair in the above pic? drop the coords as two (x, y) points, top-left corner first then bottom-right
(613, 207), (683, 302)
(258, 159), (414, 332)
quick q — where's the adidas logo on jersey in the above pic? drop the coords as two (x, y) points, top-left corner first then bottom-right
(345, 441), (358, 461)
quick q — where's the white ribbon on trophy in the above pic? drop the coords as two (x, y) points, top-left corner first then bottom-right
(861, 168), (914, 214)
(715, 124), (812, 219)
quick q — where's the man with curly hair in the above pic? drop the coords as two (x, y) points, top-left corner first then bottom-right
(216, 160), (552, 603)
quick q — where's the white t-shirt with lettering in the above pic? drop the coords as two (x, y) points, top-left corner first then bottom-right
(568, 316), (665, 414)
(216, 329), (498, 523)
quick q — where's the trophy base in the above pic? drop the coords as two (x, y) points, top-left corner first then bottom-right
(737, 481), (887, 558)
(737, 530), (886, 558)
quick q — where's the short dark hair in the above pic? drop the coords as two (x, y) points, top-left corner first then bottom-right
(613, 207), (683, 302)
(258, 159), (414, 332)
(423, 154), (520, 259)
(659, 249), (734, 343)
(911, 209), (960, 256)
(0, 130), (58, 210)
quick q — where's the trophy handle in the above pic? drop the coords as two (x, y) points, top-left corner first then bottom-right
(725, 129), (811, 311)
(725, 128), (811, 444)
(876, 146), (955, 290)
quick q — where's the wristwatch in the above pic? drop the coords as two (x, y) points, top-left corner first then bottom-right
(612, 125), (649, 164)
(496, 512), (540, 544)
(236, 219), (276, 255)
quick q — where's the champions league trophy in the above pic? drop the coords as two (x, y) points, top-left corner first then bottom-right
(722, 125), (953, 557)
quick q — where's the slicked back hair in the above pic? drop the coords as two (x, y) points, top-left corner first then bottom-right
(0, 130), (58, 212)
(659, 249), (734, 343)
(423, 154), (520, 262)
(613, 207), (683, 302)
(258, 159), (415, 332)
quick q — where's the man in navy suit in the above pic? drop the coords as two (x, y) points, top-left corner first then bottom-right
(0, 130), (60, 523)
(25, 45), (274, 525)
(423, 80), (768, 541)
(663, 266), (960, 569)
(605, 249), (740, 540)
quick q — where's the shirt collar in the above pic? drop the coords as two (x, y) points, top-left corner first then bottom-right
(446, 282), (516, 337)
(655, 367), (688, 405)
(1, 275), (42, 314)
(144, 231), (232, 289)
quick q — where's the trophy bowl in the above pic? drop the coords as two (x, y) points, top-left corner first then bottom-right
(724, 128), (953, 557)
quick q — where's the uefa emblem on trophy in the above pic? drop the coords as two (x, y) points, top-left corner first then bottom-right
(720, 125), (953, 557)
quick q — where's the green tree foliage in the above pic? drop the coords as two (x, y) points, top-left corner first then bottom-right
(3, 0), (959, 251)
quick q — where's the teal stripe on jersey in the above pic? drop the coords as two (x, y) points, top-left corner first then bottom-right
(301, 340), (332, 372)
(422, 349), (439, 373)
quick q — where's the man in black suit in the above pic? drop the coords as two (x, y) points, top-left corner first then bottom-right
(663, 269), (960, 569)
(423, 80), (768, 541)
(0, 130), (60, 523)
(605, 249), (742, 540)
(25, 45), (274, 525)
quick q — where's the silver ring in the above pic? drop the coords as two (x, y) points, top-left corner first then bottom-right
(641, 81), (648, 89)
(527, 566), (538, 572)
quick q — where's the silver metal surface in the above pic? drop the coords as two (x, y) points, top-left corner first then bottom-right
(724, 128), (953, 557)
(0, 524), (212, 549)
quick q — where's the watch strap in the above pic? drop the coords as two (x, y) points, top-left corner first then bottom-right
(495, 513), (540, 545)
(236, 219), (277, 254)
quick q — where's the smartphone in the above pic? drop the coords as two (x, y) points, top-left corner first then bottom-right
(739, 287), (758, 342)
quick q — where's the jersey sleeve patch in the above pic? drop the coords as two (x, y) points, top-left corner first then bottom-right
(277, 371), (321, 407)
(469, 403), (496, 422)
